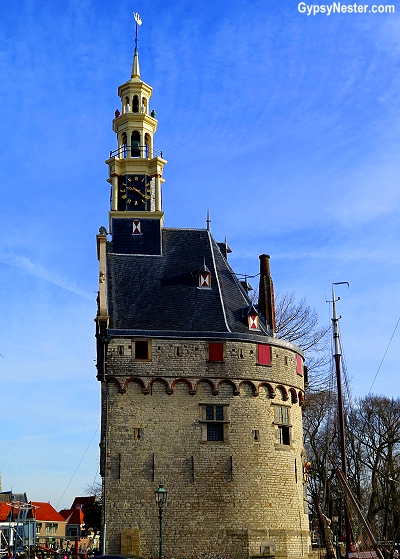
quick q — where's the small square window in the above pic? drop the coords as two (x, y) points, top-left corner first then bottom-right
(132, 340), (151, 361)
(258, 344), (271, 365)
(209, 342), (224, 362)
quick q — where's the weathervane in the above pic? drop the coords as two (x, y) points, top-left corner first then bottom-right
(133, 12), (142, 52)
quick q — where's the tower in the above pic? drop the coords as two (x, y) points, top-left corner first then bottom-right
(96, 19), (310, 559)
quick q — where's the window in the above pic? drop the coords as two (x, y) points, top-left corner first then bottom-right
(36, 523), (42, 534)
(258, 344), (271, 365)
(206, 405), (224, 440)
(208, 342), (224, 362)
(132, 340), (151, 361)
(199, 404), (228, 442)
(207, 423), (223, 441)
(296, 354), (303, 376)
(131, 131), (140, 157)
(275, 405), (291, 446)
(45, 523), (57, 535)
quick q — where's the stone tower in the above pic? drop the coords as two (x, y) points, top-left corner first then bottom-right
(96, 24), (310, 559)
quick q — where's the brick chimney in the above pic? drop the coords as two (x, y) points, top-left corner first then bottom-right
(258, 254), (276, 335)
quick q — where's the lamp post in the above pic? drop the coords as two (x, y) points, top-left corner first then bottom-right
(155, 483), (168, 559)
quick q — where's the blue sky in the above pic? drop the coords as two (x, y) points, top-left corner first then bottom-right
(0, 0), (399, 509)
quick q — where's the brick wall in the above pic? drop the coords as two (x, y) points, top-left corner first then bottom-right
(101, 337), (310, 559)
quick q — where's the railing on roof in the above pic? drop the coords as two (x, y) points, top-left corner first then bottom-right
(109, 145), (163, 159)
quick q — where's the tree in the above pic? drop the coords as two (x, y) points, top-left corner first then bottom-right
(351, 395), (400, 539)
(272, 292), (331, 389)
(85, 481), (102, 505)
(274, 292), (329, 351)
(304, 393), (400, 543)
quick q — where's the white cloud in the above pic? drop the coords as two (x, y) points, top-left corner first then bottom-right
(0, 251), (92, 299)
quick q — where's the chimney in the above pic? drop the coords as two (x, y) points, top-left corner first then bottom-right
(258, 254), (276, 335)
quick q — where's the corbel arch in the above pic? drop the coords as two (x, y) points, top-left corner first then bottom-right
(238, 380), (259, 396)
(171, 378), (194, 393)
(258, 382), (275, 399)
(289, 388), (298, 404)
(276, 384), (289, 401)
(123, 377), (148, 394)
(148, 377), (173, 395)
(108, 375), (124, 393)
(217, 379), (239, 396)
(194, 378), (218, 395)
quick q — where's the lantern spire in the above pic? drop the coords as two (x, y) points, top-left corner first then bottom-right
(131, 12), (142, 79)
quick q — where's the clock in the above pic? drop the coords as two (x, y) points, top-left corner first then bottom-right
(117, 174), (151, 211)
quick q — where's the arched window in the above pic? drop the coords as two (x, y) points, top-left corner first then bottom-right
(131, 131), (140, 158)
(124, 97), (130, 113)
(144, 133), (151, 158)
(132, 95), (139, 113)
(121, 133), (127, 158)
(142, 97), (148, 113)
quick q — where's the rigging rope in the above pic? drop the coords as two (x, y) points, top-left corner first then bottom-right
(56, 425), (100, 509)
(368, 316), (400, 394)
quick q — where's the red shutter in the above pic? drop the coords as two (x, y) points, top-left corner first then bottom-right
(296, 354), (303, 376)
(258, 344), (271, 365)
(209, 343), (224, 362)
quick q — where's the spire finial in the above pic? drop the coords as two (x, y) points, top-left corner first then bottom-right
(206, 208), (211, 231)
(131, 12), (142, 79)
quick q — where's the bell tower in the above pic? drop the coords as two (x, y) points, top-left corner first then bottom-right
(105, 13), (167, 240)
(96, 13), (310, 559)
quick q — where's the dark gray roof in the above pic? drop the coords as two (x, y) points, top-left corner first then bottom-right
(106, 227), (270, 340)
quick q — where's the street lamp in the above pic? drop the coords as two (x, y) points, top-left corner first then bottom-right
(155, 483), (168, 559)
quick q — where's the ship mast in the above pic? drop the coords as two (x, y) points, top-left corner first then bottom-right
(331, 282), (352, 557)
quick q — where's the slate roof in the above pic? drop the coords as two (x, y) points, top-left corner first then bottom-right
(106, 227), (270, 341)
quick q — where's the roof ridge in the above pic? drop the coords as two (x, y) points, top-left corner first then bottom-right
(207, 229), (231, 333)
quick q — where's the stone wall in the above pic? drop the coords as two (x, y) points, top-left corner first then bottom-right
(101, 336), (310, 559)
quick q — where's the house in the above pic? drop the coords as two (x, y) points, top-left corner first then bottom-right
(59, 507), (84, 539)
(29, 502), (66, 549)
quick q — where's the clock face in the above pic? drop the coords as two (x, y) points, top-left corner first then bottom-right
(117, 174), (151, 211)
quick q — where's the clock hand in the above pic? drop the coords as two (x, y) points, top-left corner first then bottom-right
(131, 186), (151, 201)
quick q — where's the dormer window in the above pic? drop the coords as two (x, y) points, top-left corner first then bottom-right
(198, 262), (211, 288)
(243, 303), (259, 330)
